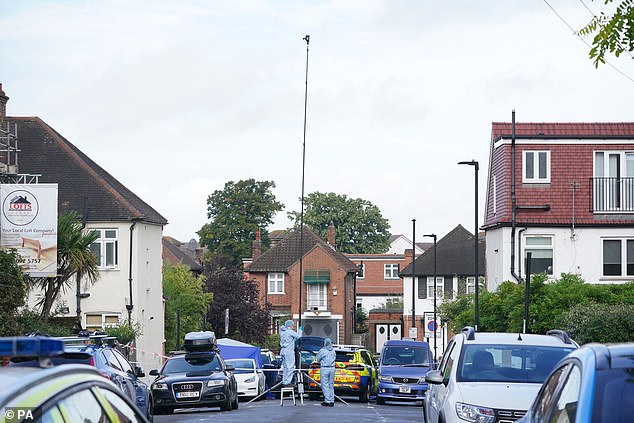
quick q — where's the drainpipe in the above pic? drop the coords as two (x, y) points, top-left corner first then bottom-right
(510, 110), (521, 282)
(127, 219), (138, 324)
(517, 227), (527, 278)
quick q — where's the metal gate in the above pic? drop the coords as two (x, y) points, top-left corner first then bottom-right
(375, 323), (402, 352)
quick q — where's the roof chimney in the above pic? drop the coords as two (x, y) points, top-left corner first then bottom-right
(327, 223), (335, 247)
(404, 248), (414, 268)
(252, 229), (262, 259)
(0, 84), (8, 129)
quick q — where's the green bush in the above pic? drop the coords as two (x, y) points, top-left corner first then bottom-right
(106, 321), (143, 346)
(16, 310), (73, 337)
(561, 303), (634, 345)
(0, 249), (27, 336)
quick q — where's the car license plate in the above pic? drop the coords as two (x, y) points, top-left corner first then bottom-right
(399, 386), (411, 394)
(176, 391), (199, 398)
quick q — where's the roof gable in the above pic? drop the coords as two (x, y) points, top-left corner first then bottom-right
(245, 226), (358, 273)
(7, 117), (167, 225)
(401, 225), (485, 276)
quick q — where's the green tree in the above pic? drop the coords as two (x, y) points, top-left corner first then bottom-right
(202, 257), (271, 345)
(163, 263), (212, 352)
(287, 192), (390, 254)
(0, 249), (27, 336)
(578, 0), (634, 67)
(28, 211), (100, 318)
(356, 306), (369, 333)
(198, 179), (283, 264)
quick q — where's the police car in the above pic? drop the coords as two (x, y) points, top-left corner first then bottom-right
(0, 336), (148, 422)
(149, 331), (239, 414)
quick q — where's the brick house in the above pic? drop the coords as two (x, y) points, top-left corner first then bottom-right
(162, 236), (203, 275)
(400, 225), (485, 357)
(483, 120), (634, 289)
(347, 235), (426, 313)
(243, 226), (359, 344)
(0, 84), (167, 373)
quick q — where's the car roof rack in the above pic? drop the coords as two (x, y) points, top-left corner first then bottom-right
(461, 326), (476, 341)
(545, 330), (574, 345)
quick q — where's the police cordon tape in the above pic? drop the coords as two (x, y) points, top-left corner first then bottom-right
(119, 342), (302, 371)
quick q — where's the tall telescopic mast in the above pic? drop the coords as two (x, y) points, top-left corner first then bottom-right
(298, 35), (310, 329)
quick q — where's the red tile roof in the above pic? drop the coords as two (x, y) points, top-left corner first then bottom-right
(491, 122), (634, 140)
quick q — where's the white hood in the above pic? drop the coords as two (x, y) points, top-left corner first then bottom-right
(455, 382), (541, 410)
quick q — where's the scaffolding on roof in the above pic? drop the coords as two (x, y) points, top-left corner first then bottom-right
(0, 120), (40, 184)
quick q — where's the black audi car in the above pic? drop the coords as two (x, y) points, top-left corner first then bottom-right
(149, 350), (238, 414)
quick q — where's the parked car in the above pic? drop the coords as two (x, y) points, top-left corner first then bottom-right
(0, 336), (148, 423)
(225, 358), (266, 400)
(307, 346), (378, 402)
(9, 333), (152, 421)
(260, 348), (280, 390)
(150, 332), (239, 416)
(517, 342), (634, 422)
(273, 335), (325, 394)
(377, 339), (434, 405)
(425, 327), (578, 423)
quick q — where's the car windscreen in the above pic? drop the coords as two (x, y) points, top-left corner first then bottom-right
(335, 351), (355, 363)
(592, 367), (634, 421)
(457, 345), (575, 383)
(381, 346), (431, 366)
(226, 359), (255, 374)
(162, 354), (222, 374)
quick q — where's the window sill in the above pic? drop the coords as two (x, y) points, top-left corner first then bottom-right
(267, 292), (285, 295)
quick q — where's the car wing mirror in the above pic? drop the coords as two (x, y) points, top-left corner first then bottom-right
(225, 364), (235, 372)
(425, 369), (445, 385)
(134, 366), (145, 378)
(149, 369), (159, 376)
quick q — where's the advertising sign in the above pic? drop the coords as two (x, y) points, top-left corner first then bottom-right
(0, 184), (58, 277)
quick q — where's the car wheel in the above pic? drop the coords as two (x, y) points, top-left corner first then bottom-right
(220, 395), (232, 411)
(308, 392), (320, 401)
(146, 400), (154, 422)
(231, 392), (239, 409)
(359, 383), (370, 403)
(376, 396), (385, 405)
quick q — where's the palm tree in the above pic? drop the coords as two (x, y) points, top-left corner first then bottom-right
(30, 211), (100, 318)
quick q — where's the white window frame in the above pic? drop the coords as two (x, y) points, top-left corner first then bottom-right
(90, 228), (119, 269)
(267, 272), (285, 294)
(523, 150), (551, 183)
(524, 235), (554, 276)
(384, 264), (399, 280)
(307, 283), (327, 311)
(85, 313), (120, 330)
(427, 277), (444, 299)
(602, 238), (634, 277)
(593, 151), (634, 212)
(466, 277), (476, 295)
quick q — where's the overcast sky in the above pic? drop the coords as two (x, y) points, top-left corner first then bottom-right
(2, 1), (633, 244)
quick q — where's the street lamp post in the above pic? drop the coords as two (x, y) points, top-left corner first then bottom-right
(411, 219), (416, 336)
(423, 233), (437, 360)
(458, 160), (479, 330)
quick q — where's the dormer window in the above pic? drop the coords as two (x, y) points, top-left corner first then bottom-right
(523, 151), (550, 183)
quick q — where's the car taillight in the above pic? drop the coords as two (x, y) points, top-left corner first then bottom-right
(99, 370), (112, 380)
(89, 356), (96, 367)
